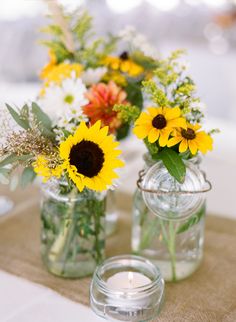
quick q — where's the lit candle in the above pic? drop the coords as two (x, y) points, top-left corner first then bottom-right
(107, 271), (151, 290)
(90, 255), (165, 321)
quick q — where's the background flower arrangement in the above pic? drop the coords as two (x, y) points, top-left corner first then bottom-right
(39, 3), (159, 140)
(117, 49), (217, 183)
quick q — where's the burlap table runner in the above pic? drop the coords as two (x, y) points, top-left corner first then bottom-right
(0, 185), (236, 322)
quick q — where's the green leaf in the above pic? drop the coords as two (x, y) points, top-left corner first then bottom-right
(20, 166), (36, 188)
(20, 104), (29, 119)
(116, 123), (130, 141)
(177, 204), (205, 234)
(31, 102), (52, 128)
(0, 154), (32, 168)
(6, 104), (30, 130)
(125, 81), (143, 109)
(158, 148), (186, 183)
(31, 102), (55, 139)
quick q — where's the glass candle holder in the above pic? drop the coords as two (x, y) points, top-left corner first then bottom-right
(90, 255), (165, 322)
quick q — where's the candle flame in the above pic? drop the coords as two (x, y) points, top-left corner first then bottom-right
(128, 272), (134, 283)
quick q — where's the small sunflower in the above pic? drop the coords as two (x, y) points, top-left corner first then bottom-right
(103, 52), (144, 77)
(59, 121), (124, 192)
(133, 106), (186, 146)
(40, 50), (57, 80)
(167, 123), (213, 155)
(33, 156), (64, 182)
(40, 62), (83, 95)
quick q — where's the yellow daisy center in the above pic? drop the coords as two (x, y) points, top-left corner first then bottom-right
(181, 128), (196, 140)
(152, 114), (167, 129)
(69, 140), (105, 178)
(64, 94), (74, 104)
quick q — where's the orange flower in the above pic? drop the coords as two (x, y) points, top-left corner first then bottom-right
(83, 81), (129, 134)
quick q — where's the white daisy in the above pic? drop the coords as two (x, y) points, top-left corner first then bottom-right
(39, 74), (88, 125)
(81, 67), (107, 85)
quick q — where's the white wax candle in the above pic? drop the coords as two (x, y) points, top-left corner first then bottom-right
(107, 271), (151, 290)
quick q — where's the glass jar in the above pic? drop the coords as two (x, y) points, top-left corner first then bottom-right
(40, 179), (106, 278)
(105, 190), (118, 236)
(90, 255), (165, 322)
(132, 154), (209, 282)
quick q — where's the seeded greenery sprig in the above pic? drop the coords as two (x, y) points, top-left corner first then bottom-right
(0, 103), (59, 188)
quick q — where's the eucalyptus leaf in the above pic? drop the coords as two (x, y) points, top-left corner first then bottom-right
(20, 166), (36, 188)
(6, 104), (30, 130)
(31, 102), (52, 129)
(158, 148), (186, 183)
(177, 204), (205, 234)
(31, 102), (55, 139)
(0, 154), (33, 168)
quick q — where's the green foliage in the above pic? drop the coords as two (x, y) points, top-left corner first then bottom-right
(31, 102), (55, 139)
(144, 138), (159, 159)
(0, 154), (32, 168)
(131, 51), (159, 71)
(6, 104), (30, 130)
(142, 80), (169, 107)
(72, 10), (93, 48)
(115, 123), (130, 141)
(177, 204), (205, 234)
(158, 148), (186, 183)
(113, 104), (140, 124)
(19, 166), (36, 188)
(125, 81), (143, 109)
(40, 40), (72, 63)
(40, 7), (118, 67)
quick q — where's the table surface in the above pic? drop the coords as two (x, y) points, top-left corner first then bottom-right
(0, 136), (235, 322)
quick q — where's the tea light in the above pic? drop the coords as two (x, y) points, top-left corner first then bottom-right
(90, 255), (165, 322)
(107, 271), (151, 289)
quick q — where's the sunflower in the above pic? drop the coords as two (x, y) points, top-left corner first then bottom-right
(59, 121), (124, 192)
(167, 123), (213, 155)
(133, 106), (186, 146)
(103, 52), (144, 77)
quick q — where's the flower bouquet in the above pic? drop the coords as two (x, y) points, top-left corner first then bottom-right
(116, 50), (217, 282)
(37, 3), (160, 235)
(0, 96), (124, 277)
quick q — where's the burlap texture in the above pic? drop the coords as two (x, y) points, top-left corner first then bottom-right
(0, 185), (235, 322)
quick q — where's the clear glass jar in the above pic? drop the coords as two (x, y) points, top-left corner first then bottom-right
(90, 255), (165, 322)
(132, 154), (207, 282)
(105, 190), (118, 236)
(40, 179), (106, 278)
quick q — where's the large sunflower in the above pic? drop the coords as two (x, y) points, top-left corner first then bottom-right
(167, 123), (213, 155)
(133, 106), (186, 146)
(59, 121), (124, 192)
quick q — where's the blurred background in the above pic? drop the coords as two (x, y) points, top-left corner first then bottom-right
(0, 0), (235, 217)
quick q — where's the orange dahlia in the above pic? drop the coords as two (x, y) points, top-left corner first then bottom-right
(83, 81), (129, 134)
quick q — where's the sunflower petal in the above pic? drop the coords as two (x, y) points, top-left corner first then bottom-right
(148, 128), (159, 143)
(179, 139), (188, 153)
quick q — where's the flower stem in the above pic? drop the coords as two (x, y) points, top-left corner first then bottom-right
(47, 188), (77, 267)
(159, 219), (177, 282)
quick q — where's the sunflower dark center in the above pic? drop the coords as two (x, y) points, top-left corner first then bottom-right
(152, 114), (167, 129)
(181, 128), (196, 140)
(119, 51), (129, 60)
(69, 140), (104, 178)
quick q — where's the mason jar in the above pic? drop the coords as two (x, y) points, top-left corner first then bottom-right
(40, 179), (106, 278)
(132, 154), (210, 282)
